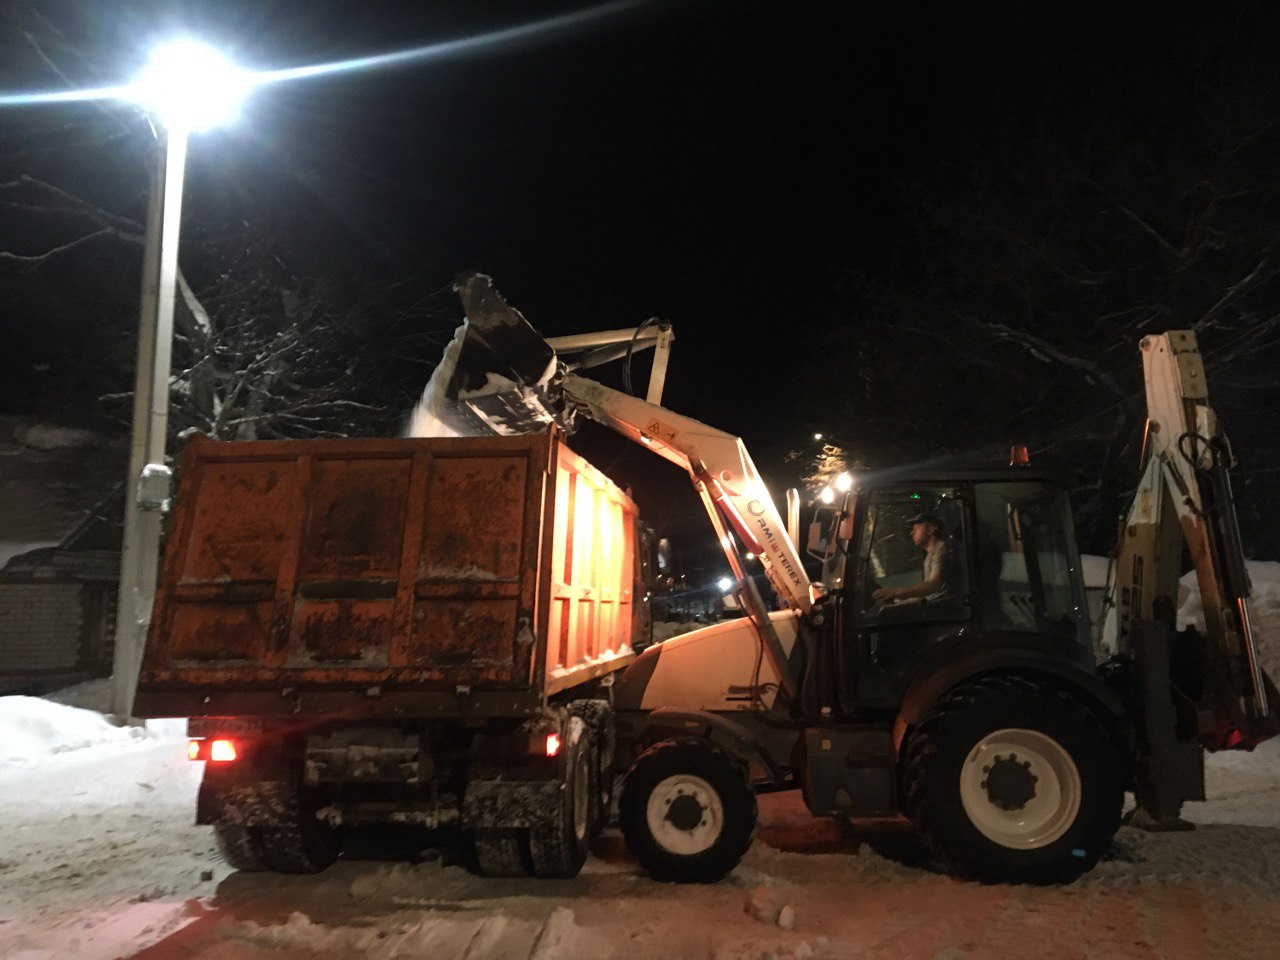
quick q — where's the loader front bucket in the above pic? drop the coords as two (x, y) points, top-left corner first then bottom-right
(416, 273), (567, 437)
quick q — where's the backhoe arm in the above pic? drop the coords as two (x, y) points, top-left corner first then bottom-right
(1106, 330), (1276, 750)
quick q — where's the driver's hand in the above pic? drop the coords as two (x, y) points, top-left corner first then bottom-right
(872, 586), (893, 600)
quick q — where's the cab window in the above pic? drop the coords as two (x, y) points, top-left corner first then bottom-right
(974, 482), (1088, 641)
(853, 488), (971, 626)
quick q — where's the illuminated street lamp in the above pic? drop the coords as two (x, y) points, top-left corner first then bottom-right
(110, 40), (253, 716)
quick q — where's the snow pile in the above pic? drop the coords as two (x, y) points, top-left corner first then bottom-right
(1179, 559), (1280, 680)
(0, 696), (144, 763)
(13, 422), (97, 450)
(407, 322), (470, 439)
(0, 694), (180, 767)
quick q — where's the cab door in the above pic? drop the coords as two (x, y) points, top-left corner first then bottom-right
(836, 486), (976, 711)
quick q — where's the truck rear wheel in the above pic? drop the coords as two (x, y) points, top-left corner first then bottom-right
(901, 675), (1123, 884)
(213, 822), (269, 872)
(217, 780), (341, 875)
(619, 739), (757, 883)
(527, 717), (593, 878)
(569, 700), (615, 834)
(474, 828), (530, 877)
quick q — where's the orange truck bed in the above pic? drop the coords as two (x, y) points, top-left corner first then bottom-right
(134, 430), (643, 718)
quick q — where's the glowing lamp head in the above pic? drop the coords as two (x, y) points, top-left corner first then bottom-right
(819, 486), (835, 505)
(717, 576), (734, 593)
(131, 39), (253, 131)
(545, 732), (561, 757)
(834, 472), (854, 493)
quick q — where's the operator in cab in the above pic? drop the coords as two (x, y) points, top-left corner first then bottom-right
(873, 512), (952, 604)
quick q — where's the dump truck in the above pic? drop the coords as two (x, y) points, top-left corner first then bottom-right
(133, 430), (649, 877)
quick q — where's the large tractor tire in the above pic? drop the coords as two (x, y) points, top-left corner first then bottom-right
(619, 739), (757, 883)
(527, 717), (593, 878)
(901, 674), (1124, 884)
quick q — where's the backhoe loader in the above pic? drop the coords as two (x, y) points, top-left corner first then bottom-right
(438, 273), (1278, 884)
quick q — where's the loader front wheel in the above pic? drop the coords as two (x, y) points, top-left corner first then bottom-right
(619, 739), (757, 883)
(901, 675), (1124, 884)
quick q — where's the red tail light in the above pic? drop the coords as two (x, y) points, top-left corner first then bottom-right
(187, 739), (202, 761)
(210, 739), (238, 762)
(545, 732), (561, 757)
(1010, 444), (1031, 467)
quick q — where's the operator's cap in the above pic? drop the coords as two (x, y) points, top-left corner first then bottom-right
(907, 511), (944, 531)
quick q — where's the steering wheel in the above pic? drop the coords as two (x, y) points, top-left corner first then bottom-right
(864, 573), (885, 612)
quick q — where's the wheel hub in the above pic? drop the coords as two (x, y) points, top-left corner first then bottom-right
(666, 793), (705, 831)
(982, 754), (1038, 811)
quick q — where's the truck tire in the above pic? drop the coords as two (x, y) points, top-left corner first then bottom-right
(901, 674), (1124, 884)
(528, 717), (593, 878)
(254, 783), (342, 875)
(569, 700), (615, 834)
(474, 828), (530, 877)
(619, 739), (757, 883)
(213, 822), (269, 872)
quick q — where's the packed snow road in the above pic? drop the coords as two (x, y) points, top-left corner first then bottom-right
(1, 693), (1278, 960)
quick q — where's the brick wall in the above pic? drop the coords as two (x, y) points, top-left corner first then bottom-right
(0, 582), (85, 672)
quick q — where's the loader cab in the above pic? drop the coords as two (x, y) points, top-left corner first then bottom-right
(818, 471), (1093, 713)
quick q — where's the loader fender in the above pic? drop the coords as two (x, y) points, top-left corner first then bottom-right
(893, 646), (1126, 754)
(630, 707), (786, 787)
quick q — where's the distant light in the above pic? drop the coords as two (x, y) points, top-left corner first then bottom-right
(744, 552), (756, 561)
(545, 732), (561, 757)
(209, 739), (237, 762)
(813, 433), (823, 441)
(834, 472), (854, 493)
(131, 39), (253, 131)
(717, 576), (734, 593)
(819, 486), (835, 505)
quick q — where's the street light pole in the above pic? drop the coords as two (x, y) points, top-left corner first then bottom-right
(106, 37), (252, 717)
(110, 123), (189, 717)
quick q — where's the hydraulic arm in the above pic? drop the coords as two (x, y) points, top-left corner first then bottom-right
(443, 274), (813, 698)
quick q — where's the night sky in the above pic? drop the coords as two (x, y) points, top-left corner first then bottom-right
(3, 1), (1279, 571)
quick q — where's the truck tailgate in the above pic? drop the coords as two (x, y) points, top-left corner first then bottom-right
(138, 434), (562, 706)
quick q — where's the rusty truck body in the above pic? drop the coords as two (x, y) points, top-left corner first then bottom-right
(134, 430), (649, 878)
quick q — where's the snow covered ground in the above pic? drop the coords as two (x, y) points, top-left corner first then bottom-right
(3, 570), (1280, 959)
